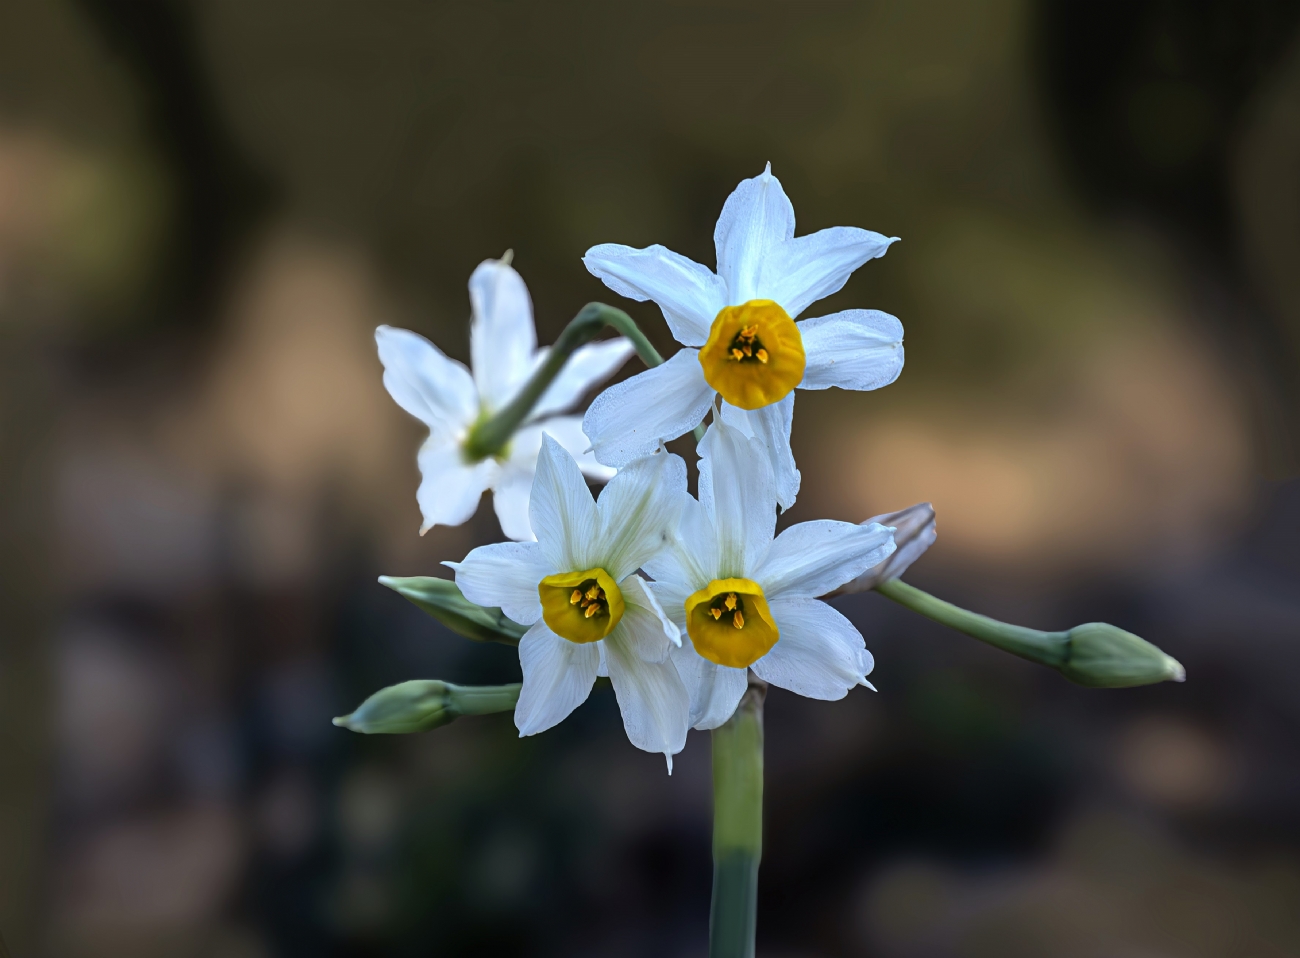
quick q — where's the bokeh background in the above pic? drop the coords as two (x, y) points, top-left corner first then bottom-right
(2, 1), (1299, 955)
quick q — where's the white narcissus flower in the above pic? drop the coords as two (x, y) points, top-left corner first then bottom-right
(644, 418), (897, 730)
(377, 258), (634, 540)
(582, 163), (904, 509)
(449, 436), (691, 768)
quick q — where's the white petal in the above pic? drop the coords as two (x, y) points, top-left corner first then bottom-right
(414, 438), (497, 533)
(604, 626), (690, 760)
(490, 425), (547, 541)
(594, 451), (688, 581)
(719, 394), (800, 511)
(645, 577), (691, 630)
(834, 503), (937, 594)
(597, 643), (609, 677)
(754, 520), (896, 600)
(670, 643), (749, 730)
(469, 260), (538, 411)
(643, 495), (721, 593)
(514, 621), (600, 736)
(583, 244), (726, 347)
(375, 326), (478, 439)
(446, 540), (549, 624)
(751, 596), (872, 700)
(490, 469), (535, 541)
(714, 163), (796, 304)
(698, 417), (776, 576)
(530, 435), (599, 572)
(528, 339), (637, 420)
(515, 417), (616, 483)
(581, 349), (715, 468)
(620, 574), (681, 657)
(798, 310), (905, 392)
(765, 230), (897, 318)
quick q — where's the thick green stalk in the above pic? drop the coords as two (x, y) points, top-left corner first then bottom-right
(874, 578), (1185, 687)
(710, 677), (766, 958)
(462, 302), (662, 461)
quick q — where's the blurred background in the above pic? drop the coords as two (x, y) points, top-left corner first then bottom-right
(1, 0), (1299, 955)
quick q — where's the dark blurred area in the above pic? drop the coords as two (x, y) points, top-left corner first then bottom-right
(1, 1), (1299, 956)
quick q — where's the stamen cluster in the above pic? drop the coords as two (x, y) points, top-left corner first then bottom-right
(728, 325), (769, 364)
(570, 581), (610, 620)
(708, 591), (747, 629)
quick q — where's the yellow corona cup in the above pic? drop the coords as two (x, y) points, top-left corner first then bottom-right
(698, 300), (806, 410)
(684, 577), (779, 668)
(539, 568), (625, 644)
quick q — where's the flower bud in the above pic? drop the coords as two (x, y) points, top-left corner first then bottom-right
(833, 502), (937, 595)
(1060, 623), (1186, 688)
(379, 575), (526, 645)
(333, 680), (521, 735)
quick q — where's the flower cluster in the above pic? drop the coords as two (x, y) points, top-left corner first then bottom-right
(374, 165), (923, 768)
(345, 164), (1190, 958)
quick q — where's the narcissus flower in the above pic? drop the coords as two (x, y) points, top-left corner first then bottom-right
(583, 164), (904, 509)
(644, 418), (896, 730)
(377, 258), (633, 540)
(449, 436), (691, 767)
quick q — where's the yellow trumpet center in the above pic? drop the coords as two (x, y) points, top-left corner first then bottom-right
(684, 577), (779, 668)
(539, 568), (625, 644)
(698, 300), (805, 410)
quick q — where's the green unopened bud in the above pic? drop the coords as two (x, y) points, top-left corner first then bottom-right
(380, 575), (527, 646)
(1060, 622), (1185, 688)
(333, 680), (522, 734)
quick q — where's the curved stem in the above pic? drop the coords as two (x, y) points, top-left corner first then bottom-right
(710, 676), (766, 958)
(597, 303), (664, 368)
(873, 578), (1184, 687)
(874, 578), (1068, 667)
(463, 302), (661, 461)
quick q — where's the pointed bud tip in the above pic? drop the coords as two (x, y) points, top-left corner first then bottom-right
(1063, 623), (1187, 688)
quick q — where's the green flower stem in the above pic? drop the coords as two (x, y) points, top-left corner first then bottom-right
(463, 302), (663, 461)
(874, 579), (1186, 688)
(710, 676), (766, 958)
